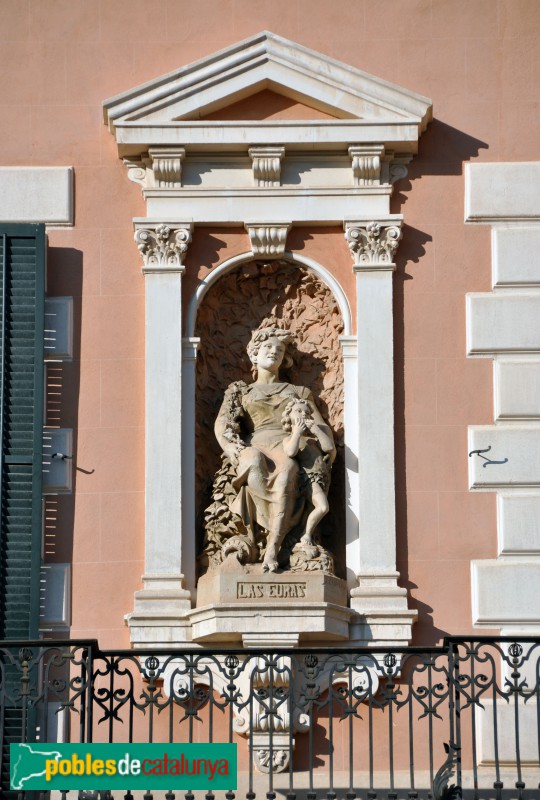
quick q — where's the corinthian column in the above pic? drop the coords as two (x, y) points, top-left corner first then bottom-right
(127, 222), (194, 647)
(344, 219), (417, 645)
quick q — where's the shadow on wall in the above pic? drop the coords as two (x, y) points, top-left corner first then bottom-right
(394, 118), (489, 205)
(42, 247), (83, 636)
(391, 119), (488, 646)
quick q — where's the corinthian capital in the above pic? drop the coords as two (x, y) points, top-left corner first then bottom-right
(344, 220), (402, 270)
(134, 223), (193, 273)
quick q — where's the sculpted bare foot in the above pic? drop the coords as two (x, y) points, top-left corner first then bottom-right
(262, 559), (279, 573)
(300, 534), (313, 546)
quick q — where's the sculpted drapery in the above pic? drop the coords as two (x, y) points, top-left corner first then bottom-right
(202, 323), (337, 574)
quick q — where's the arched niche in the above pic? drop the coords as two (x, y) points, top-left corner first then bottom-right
(191, 256), (348, 580)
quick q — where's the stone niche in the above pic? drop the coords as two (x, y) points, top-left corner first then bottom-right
(192, 259), (351, 646)
(104, 31), (433, 650)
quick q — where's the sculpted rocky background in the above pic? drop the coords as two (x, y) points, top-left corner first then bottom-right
(195, 260), (345, 576)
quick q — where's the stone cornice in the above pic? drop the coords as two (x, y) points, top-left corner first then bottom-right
(344, 220), (403, 271)
(104, 32), (432, 158)
(134, 222), (193, 273)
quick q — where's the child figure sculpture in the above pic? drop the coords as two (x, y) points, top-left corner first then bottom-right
(212, 324), (336, 573)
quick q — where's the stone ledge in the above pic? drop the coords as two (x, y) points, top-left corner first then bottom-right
(189, 601), (354, 643)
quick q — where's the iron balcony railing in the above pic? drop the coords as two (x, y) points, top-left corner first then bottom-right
(1, 638), (539, 800)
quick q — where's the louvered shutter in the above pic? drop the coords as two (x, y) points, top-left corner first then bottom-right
(0, 225), (45, 640)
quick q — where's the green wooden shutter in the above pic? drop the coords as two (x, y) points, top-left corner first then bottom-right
(0, 224), (45, 640)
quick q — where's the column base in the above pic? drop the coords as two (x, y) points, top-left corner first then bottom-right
(125, 573), (193, 648)
(349, 571), (417, 646)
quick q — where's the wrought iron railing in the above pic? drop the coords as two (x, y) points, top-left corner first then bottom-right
(1, 638), (539, 799)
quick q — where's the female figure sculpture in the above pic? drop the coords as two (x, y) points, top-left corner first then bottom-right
(211, 324), (336, 573)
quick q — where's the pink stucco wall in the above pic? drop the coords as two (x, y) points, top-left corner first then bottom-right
(3, 0), (539, 646)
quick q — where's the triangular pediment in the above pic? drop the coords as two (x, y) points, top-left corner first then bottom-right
(199, 89), (342, 121)
(104, 32), (431, 151)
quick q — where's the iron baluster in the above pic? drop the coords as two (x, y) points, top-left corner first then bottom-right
(287, 657), (294, 800)
(347, 661), (355, 800)
(85, 646), (94, 745)
(327, 659), (335, 800)
(508, 643), (525, 799)
(79, 648), (87, 744)
(451, 641), (463, 792)
(407, 664), (416, 799)
(248, 664), (255, 800)
(267, 658), (275, 800)
(368, 678), (375, 800)
(469, 647), (479, 800)
(427, 656), (434, 790)
(491, 650), (503, 800)
(383, 654), (398, 800)
(307, 706), (316, 800)
(226, 656), (237, 800)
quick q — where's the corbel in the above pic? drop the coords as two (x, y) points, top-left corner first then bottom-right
(245, 223), (291, 258)
(148, 147), (186, 188)
(248, 147), (286, 187)
(348, 145), (385, 186)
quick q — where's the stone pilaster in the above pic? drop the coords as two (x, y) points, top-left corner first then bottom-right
(344, 219), (416, 645)
(127, 222), (194, 647)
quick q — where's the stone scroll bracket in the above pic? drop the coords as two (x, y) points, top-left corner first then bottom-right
(348, 146), (412, 187)
(126, 222), (195, 648)
(124, 147), (186, 192)
(249, 146), (286, 187)
(245, 222), (292, 258)
(344, 219), (417, 646)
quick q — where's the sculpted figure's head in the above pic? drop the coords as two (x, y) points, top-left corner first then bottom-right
(281, 398), (312, 432)
(247, 325), (294, 371)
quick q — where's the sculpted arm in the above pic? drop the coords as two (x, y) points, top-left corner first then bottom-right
(305, 393), (336, 463)
(214, 382), (247, 466)
(282, 424), (303, 458)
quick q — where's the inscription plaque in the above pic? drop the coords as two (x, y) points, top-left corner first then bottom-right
(196, 571), (348, 608)
(237, 582), (307, 599)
